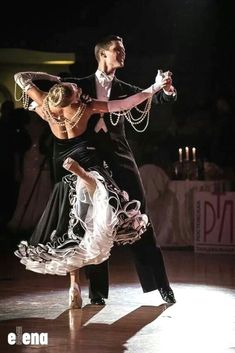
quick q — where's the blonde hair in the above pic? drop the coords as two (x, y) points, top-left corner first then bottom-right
(47, 83), (74, 108)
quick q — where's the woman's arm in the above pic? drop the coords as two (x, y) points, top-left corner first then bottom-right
(14, 72), (61, 91)
(90, 70), (169, 113)
(14, 71), (61, 106)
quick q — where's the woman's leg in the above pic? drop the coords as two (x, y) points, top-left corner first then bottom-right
(69, 270), (82, 309)
(64, 158), (96, 308)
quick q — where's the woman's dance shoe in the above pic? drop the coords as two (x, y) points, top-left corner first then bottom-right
(63, 157), (96, 193)
(63, 157), (76, 172)
(69, 283), (82, 309)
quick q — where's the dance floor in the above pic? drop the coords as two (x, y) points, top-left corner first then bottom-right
(0, 239), (234, 353)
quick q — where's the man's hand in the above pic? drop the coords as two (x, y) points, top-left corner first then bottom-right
(160, 70), (175, 94)
(151, 69), (172, 92)
(80, 94), (92, 104)
(140, 69), (175, 95)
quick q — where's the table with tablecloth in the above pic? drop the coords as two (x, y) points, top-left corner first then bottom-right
(139, 164), (229, 247)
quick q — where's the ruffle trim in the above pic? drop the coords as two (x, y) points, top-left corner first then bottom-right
(15, 171), (148, 275)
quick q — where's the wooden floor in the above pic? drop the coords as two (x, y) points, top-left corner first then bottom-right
(0, 239), (235, 353)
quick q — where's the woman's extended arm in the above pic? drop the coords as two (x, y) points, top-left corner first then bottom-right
(90, 70), (169, 113)
(14, 71), (61, 106)
(14, 72), (61, 91)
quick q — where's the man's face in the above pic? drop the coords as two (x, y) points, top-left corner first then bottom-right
(103, 40), (126, 69)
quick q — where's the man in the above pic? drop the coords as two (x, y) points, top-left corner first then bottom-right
(64, 35), (177, 305)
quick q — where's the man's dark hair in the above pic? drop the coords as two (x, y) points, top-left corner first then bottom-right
(94, 35), (123, 61)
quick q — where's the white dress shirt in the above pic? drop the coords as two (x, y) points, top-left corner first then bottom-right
(94, 70), (114, 133)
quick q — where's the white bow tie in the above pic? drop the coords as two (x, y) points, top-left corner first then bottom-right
(99, 73), (113, 87)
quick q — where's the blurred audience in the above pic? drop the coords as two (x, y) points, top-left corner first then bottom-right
(0, 101), (31, 234)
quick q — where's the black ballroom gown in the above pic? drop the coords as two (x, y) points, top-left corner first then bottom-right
(15, 131), (148, 275)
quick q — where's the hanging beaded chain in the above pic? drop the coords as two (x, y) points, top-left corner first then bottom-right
(42, 98), (86, 132)
(14, 85), (86, 132)
(14, 84), (30, 110)
(109, 96), (152, 133)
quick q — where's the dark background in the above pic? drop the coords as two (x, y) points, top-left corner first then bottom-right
(1, 0), (234, 169)
(0, 0), (234, 238)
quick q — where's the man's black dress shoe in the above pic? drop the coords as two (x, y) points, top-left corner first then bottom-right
(159, 287), (176, 304)
(90, 297), (105, 305)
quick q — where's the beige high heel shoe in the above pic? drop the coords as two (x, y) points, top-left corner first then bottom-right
(69, 283), (82, 309)
(63, 157), (96, 194)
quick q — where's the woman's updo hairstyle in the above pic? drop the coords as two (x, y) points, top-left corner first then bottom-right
(47, 83), (74, 108)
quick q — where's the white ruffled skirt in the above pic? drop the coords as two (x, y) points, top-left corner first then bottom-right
(15, 170), (148, 275)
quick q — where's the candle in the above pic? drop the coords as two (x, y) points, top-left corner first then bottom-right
(192, 147), (196, 162)
(178, 148), (183, 162)
(185, 146), (189, 161)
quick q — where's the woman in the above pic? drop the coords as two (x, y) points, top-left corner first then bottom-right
(14, 71), (168, 308)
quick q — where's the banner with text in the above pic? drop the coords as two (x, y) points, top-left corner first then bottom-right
(194, 192), (235, 254)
